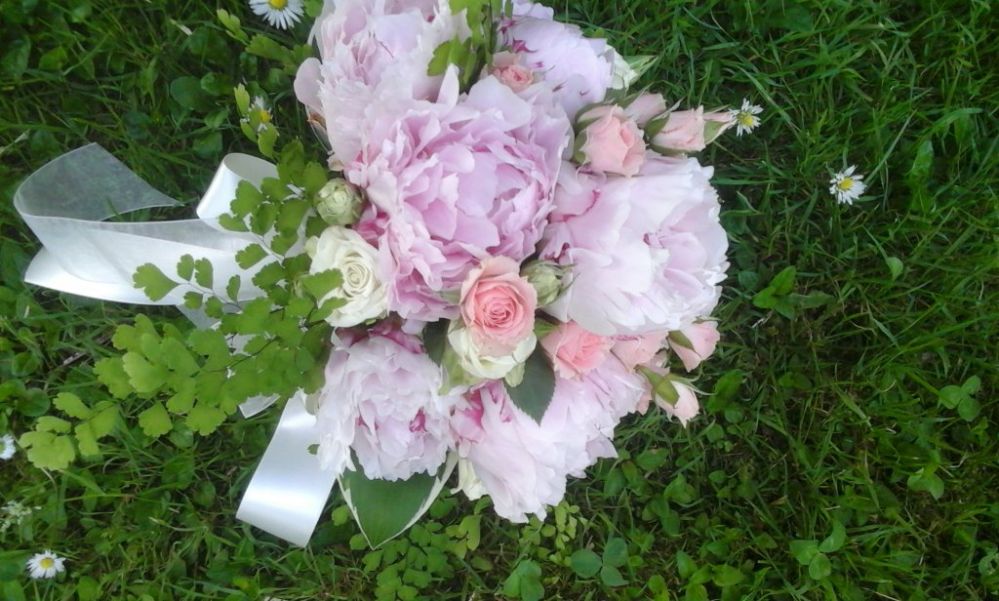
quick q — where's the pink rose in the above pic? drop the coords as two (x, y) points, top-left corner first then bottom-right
(612, 332), (666, 370)
(460, 256), (538, 356)
(651, 108), (707, 152)
(669, 320), (720, 371)
(579, 105), (646, 177)
(490, 51), (535, 93)
(542, 321), (613, 379)
(657, 379), (699, 426)
(624, 92), (667, 127)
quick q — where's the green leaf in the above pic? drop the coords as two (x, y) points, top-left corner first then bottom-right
(121, 351), (168, 394)
(138, 402), (172, 438)
(676, 551), (697, 579)
(54, 392), (92, 419)
(958, 395), (981, 421)
(885, 256), (904, 279)
(89, 406), (118, 437)
(133, 264), (179, 301)
(226, 275), (241, 301)
(74, 422), (100, 457)
(423, 320), (449, 366)
(184, 291), (203, 309)
(819, 520), (846, 553)
(808, 552), (832, 580)
(170, 76), (211, 111)
(340, 456), (455, 548)
(194, 258), (214, 289)
(301, 269), (343, 300)
(600, 564), (628, 587)
(602, 537), (629, 568)
(18, 431), (76, 470)
(175, 255), (195, 281)
(790, 539), (819, 565)
(569, 549), (602, 578)
(907, 466), (945, 499)
(503, 560), (544, 601)
(95, 358), (133, 398)
(36, 416), (72, 433)
(186, 402), (227, 435)
(236, 243), (268, 269)
(712, 565), (745, 587)
(503, 345), (555, 423)
(232, 181), (264, 216)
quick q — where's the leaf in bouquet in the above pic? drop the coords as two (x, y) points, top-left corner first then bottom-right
(232, 181), (264, 217)
(339, 453), (457, 549)
(184, 291), (203, 309)
(138, 402), (173, 438)
(176, 254), (195, 280)
(226, 275), (241, 301)
(53, 392), (92, 420)
(194, 258), (214, 289)
(133, 264), (179, 301)
(423, 320), (449, 366)
(504, 346), (556, 423)
(277, 200), (311, 235)
(301, 269), (343, 300)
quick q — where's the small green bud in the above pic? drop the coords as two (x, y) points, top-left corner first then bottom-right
(315, 179), (363, 226)
(521, 261), (567, 307)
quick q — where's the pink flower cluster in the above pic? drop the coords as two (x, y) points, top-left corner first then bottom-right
(297, 0), (733, 523)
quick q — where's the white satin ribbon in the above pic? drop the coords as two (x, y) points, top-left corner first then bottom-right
(15, 145), (337, 546)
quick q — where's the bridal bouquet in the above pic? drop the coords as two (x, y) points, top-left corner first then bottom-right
(17, 0), (731, 548)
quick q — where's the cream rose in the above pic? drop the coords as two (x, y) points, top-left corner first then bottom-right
(448, 326), (537, 381)
(308, 226), (387, 327)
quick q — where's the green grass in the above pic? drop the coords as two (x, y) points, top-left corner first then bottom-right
(1, 0), (997, 599)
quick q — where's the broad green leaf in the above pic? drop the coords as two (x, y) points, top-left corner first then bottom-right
(301, 269), (343, 300)
(74, 421), (100, 457)
(232, 181), (264, 216)
(423, 320), (449, 366)
(569, 549), (602, 578)
(600, 564), (627, 587)
(885, 256), (904, 279)
(808, 552), (832, 580)
(186, 402), (227, 436)
(790, 539), (819, 565)
(122, 351), (168, 394)
(36, 416), (72, 433)
(819, 520), (846, 553)
(504, 346), (555, 423)
(54, 392), (92, 419)
(712, 565), (745, 587)
(19, 431), (76, 470)
(94, 357), (133, 398)
(602, 537), (629, 568)
(503, 559), (544, 601)
(138, 402), (172, 438)
(236, 243), (268, 268)
(340, 454), (455, 548)
(133, 264), (179, 301)
(89, 406), (118, 437)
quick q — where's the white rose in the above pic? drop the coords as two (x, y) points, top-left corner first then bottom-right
(308, 226), (387, 327)
(447, 326), (536, 380)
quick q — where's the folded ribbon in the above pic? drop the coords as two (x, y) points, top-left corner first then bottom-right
(14, 144), (338, 546)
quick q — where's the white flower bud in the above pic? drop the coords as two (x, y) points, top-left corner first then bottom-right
(315, 179), (363, 226)
(521, 261), (567, 307)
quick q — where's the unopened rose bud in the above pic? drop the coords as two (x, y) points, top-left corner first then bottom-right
(521, 261), (567, 306)
(315, 179), (363, 226)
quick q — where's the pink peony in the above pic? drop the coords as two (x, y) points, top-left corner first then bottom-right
(490, 51), (535, 93)
(578, 105), (646, 176)
(294, 0), (468, 166)
(451, 360), (644, 522)
(541, 156), (729, 335)
(541, 321), (613, 379)
(460, 256), (537, 356)
(315, 331), (462, 481)
(348, 70), (570, 321)
(611, 332), (667, 370)
(500, 8), (615, 119)
(669, 320), (720, 371)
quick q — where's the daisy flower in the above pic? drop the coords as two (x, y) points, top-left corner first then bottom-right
(730, 99), (763, 136)
(26, 551), (66, 580)
(248, 96), (273, 132)
(0, 433), (15, 460)
(829, 165), (867, 205)
(249, 0), (303, 30)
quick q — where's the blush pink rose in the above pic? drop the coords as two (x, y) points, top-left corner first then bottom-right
(490, 51), (535, 93)
(658, 379), (699, 426)
(624, 92), (667, 127)
(651, 108), (707, 152)
(612, 332), (666, 370)
(579, 105), (646, 177)
(460, 256), (538, 356)
(541, 321), (614, 379)
(669, 320), (720, 371)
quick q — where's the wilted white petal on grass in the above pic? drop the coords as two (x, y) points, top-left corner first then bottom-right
(26, 551), (66, 579)
(730, 99), (763, 136)
(829, 165), (867, 205)
(0, 433), (15, 460)
(249, 0), (303, 30)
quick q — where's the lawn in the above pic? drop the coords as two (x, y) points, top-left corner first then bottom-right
(1, 0), (997, 599)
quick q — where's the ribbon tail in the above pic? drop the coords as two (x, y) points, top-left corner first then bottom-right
(236, 393), (337, 546)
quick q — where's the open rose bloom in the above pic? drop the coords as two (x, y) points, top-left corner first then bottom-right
(292, 0), (734, 529)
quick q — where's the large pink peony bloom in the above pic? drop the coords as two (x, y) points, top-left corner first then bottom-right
(315, 331), (462, 481)
(349, 70), (570, 321)
(294, 0), (467, 166)
(541, 156), (729, 336)
(500, 4), (615, 119)
(450, 358), (644, 522)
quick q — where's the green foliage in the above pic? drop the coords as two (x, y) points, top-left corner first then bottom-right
(503, 346), (556, 422)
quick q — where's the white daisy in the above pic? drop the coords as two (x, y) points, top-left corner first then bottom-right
(0, 433), (15, 460)
(730, 99), (763, 137)
(26, 550), (66, 580)
(249, 0), (303, 30)
(829, 165), (867, 205)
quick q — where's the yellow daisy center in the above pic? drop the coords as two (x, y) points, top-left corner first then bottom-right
(257, 109), (272, 124)
(737, 112), (756, 127)
(39, 557), (54, 569)
(837, 177), (854, 191)
(268, 0), (288, 9)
